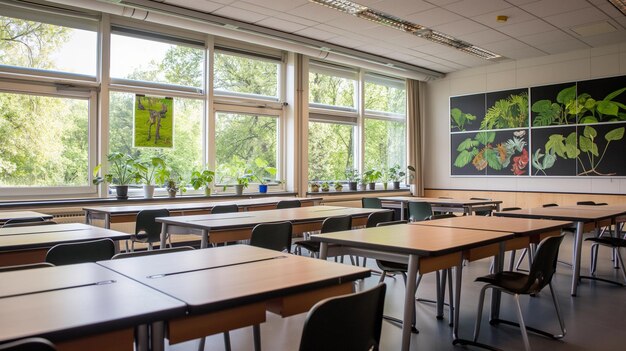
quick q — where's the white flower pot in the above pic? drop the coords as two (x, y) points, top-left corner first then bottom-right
(143, 184), (156, 199)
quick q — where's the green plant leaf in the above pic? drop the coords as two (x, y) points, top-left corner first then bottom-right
(476, 131), (495, 146)
(596, 101), (619, 116)
(584, 125), (597, 139)
(603, 87), (626, 102)
(531, 100), (560, 126)
(556, 86), (576, 104)
(483, 148), (502, 170)
(532, 149), (545, 170)
(565, 132), (579, 158)
(583, 98), (596, 110)
(543, 151), (556, 169)
(579, 135), (592, 153)
(578, 115), (598, 124)
(605, 127), (625, 141)
(457, 137), (480, 151)
(454, 150), (474, 168)
(545, 134), (566, 158)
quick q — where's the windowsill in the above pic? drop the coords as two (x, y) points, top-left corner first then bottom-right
(306, 188), (411, 196)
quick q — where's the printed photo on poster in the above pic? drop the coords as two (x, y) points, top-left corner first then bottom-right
(134, 95), (174, 148)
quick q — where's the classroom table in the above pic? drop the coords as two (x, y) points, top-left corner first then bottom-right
(494, 206), (626, 295)
(0, 223), (130, 267)
(98, 245), (370, 351)
(311, 224), (515, 351)
(157, 205), (386, 248)
(0, 263), (186, 351)
(0, 210), (53, 224)
(378, 196), (502, 219)
(84, 196), (322, 229)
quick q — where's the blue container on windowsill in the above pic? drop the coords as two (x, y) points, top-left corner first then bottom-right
(259, 184), (268, 193)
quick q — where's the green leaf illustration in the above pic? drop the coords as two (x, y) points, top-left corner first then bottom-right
(579, 116), (598, 124)
(454, 150), (474, 168)
(457, 137), (480, 151)
(603, 87), (626, 102)
(556, 85), (576, 104)
(545, 134), (566, 158)
(605, 127), (625, 141)
(531, 149), (544, 171)
(565, 132), (579, 158)
(531, 100), (560, 126)
(483, 148), (502, 170)
(543, 151), (556, 169)
(579, 135), (598, 156)
(583, 125), (597, 139)
(596, 100), (619, 116)
(475, 131), (495, 146)
(450, 108), (476, 131)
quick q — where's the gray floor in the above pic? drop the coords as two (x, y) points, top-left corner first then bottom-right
(170, 235), (626, 351)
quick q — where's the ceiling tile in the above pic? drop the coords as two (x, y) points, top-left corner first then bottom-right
(273, 13), (319, 27)
(324, 14), (381, 31)
(579, 29), (626, 47)
(405, 7), (464, 27)
(471, 7), (536, 28)
(325, 36), (367, 49)
(544, 7), (608, 28)
(424, 0), (462, 6)
(444, 0), (512, 17)
(458, 30), (510, 45)
(596, 3), (626, 20)
(359, 26), (409, 41)
(382, 35), (432, 48)
(372, 0), (436, 17)
(432, 19), (491, 36)
(497, 46), (546, 59)
(533, 38), (590, 54)
(256, 17), (308, 33)
(229, 1), (282, 17)
(483, 39), (538, 52)
(518, 30), (575, 46)
(503, 0), (539, 4)
(212, 6), (268, 23)
(520, 0), (591, 18)
(165, 0), (223, 12)
(240, 0), (308, 12)
(294, 27), (338, 41)
(498, 19), (556, 36)
(287, 3), (345, 22)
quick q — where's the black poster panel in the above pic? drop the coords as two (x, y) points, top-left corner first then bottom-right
(450, 93), (485, 132)
(530, 126), (577, 176)
(486, 129), (529, 176)
(577, 123), (626, 176)
(484, 89), (529, 130)
(577, 76), (626, 125)
(451, 132), (487, 175)
(530, 82), (577, 126)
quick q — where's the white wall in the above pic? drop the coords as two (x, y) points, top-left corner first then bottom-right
(424, 43), (626, 194)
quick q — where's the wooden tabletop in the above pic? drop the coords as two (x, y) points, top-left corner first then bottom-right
(554, 205), (626, 214)
(0, 263), (185, 343)
(0, 224), (130, 251)
(83, 197), (322, 215)
(311, 224), (514, 256)
(379, 196), (502, 206)
(99, 245), (370, 315)
(0, 211), (53, 222)
(157, 206), (385, 231)
(494, 207), (624, 221)
(413, 216), (572, 236)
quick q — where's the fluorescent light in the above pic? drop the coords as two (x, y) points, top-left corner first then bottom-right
(608, 0), (626, 15)
(310, 0), (502, 60)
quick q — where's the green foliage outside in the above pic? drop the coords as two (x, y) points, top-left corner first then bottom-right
(214, 52), (278, 97)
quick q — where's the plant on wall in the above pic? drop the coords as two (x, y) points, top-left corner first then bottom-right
(578, 126), (624, 176)
(532, 132), (578, 175)
(450, 107), (476, 131)
(481, 92), (528, 130)
(454, 130), (527, 175)
(577, 87), (626, 124)
(531, 85), (577, 126)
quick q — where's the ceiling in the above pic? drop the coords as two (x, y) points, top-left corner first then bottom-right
(159, 0), (626, 74)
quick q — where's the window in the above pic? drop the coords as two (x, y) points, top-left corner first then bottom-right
(309, 61), (357, 110)
(214, 49), (280, 99)
(365, 73), (406, 115)
(214, 112), (278, 184)
(308, 121), (355, 181)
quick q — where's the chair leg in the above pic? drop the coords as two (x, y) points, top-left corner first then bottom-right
(223, 331), (232, 351)
(590, 243), (599, 275)
(509, 250), (516, 271)
(513, 294), (531, 351)
(378, 270), (388, 284)
(472, 285), (490, 342)
(616, 247), (626, 283)
(548, 283), (566, 338)
(447, 268), (454, 325)
(253, 324), (261, 351)
(197, 337), (206, 351)
(515, 248), (528, 271)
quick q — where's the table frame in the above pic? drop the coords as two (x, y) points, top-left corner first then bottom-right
(379, 196), (502, 219)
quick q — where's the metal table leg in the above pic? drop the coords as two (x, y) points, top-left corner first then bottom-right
(571, 221), (584, 296)
(401, 255), (419, 351)
(160, 223), (168, 249)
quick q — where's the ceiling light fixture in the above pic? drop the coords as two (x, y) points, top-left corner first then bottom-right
(310, 0), (502, 60)
(608, 0), (626, 15)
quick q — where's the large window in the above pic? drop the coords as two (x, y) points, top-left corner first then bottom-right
(213, 50), (280, 99)
(308, 121), (354, 181)
(215, 112), (278, 184)
(309, 61), (357, 110)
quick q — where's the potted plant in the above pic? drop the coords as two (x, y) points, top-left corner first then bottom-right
(165, 178), (179, 198)
(134, 156), (166, 199)
(380, 168), (392, 190)
(345, 168), (359, 191)
(334, 182), (343, 192)
(321, 181), (330, 192)
(389, 164), (406, 190)
(407, 165), (416, 194)
(93, 153), (139, 200)
(358, 176), (367, 191)
(234, 173), (252, 196)
(253, 158), (277, 194)
(364, 169), (381, 190)
(310, 181), (320, 192)
(190, 168), (215, 196)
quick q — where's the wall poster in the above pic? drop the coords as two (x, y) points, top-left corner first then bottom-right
(134, 95), (174, 148)
(450, 75), (626, 177)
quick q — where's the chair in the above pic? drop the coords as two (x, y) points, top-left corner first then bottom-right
(362, 197), (382, 209)
(0, 262), (54, 273)
(586, 233), (626, 285)
(408, 202), (432, 222)
(429, 213), (457, 220)
(299, 284), (386, 351)
(45, 238), (116, 266)
(0, 338), (56, 351)
(366, 210), (394, 228)
(211, 204), (239, 214)
(128, 209), (170, 251)
(2, 217), (57, 228)
(112, 246), (194, 259)
(471, 234), (566, 351)
(470, 197), (494, 216)
(249, 221), (293, 253)
(276, 200), (301, 209)
(294, 215), (352, 257)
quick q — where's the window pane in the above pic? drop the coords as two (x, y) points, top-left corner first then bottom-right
(109, 92), (203, 181)
(364, 119), (406, 171)
(365, 80), (406, 115)
(308, 122), (354, 181)
(0, 15), (97, 76)
(110, 34), (204, 88)
(215, 112), (277, 183)
(0, 92), (89, 186)
(214, 52), (279, 98)
(309, 72), (356, 109)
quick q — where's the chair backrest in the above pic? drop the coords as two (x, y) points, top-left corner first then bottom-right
(320, 215), (352, 234)
(211, 204), (239, 214)
(45, 239), (116, 266)
(135, 209), (169, 243)
(501, 207), (522, 211)
(428, 213), (457, 220)
(249, 221), (293, 253)
(0, 338), (56, 351)
(112, 246), (195, 259)
(1, 220), (57, 228)
(299, 283), (386, 351)
(408, 202), (432, 222)
(523, 234), (565, 294)
(376, 220), (408, 227)
(470, 197), (493, 216)
(276, 200), (301, 209)
(0, 262), (54, 273)
(366, 210), (394, 228)
(542, 203), (558, 207)
(362, 197), (382, 209)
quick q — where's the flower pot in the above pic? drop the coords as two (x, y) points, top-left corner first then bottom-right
(322, 188), (329, 192)
(259, 184), (268, 193)
(358, 184), (366, 191)
(348, 181), (357, 191)
(143, 184), (156, 199)
(115, 185), (128, 200)
(335, 186), (343, 192)
(382, 182), (388, 190)
(204, 187), (212, 196)
(167, 189), (177, 198)
(410, 184), (416, 195)
(234, 184), (244, 196)
(310, 186), (319, 192)
(368, 182), (376, 190)
(393, 181), (400, 190)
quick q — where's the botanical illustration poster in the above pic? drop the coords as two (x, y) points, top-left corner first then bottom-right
(450, 75), (626, 177)
(134, 95), (174, 148)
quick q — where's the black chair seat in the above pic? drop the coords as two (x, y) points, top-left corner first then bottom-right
(376, 260), (407, 272)
(295, 240), (320, 252)
(475, 271), (535, 294)
(585, 237), (626, 247)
